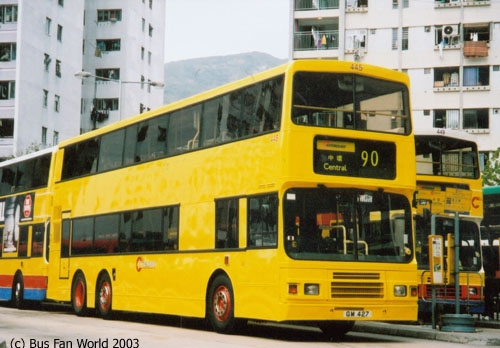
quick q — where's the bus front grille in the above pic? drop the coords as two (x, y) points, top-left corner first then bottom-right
(331, 272), (383, 298)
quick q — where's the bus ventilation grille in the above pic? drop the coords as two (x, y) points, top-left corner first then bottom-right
(331, 272), (383, 298)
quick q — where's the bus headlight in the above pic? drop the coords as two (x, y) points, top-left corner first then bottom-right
(394, 285), (407, 297)
(304, 283), (320, 295)
(468, 287), (478, 296)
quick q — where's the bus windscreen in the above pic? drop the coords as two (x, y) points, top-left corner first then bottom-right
(292, 72), (410, 134)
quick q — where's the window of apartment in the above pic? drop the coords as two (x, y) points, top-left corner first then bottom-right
(392, 0), (398, 9)
(148, 51), (152, 65)
(149, 24), (153, 37)
(56, 60), (61, 77)
(142, 18), (145, 32)
(345, 29), (367, 51)
(54, 95), (60, 112)
(347, 0), (368, 8)
(463, 66), (489, 87)
(392, 28), (398, 50)
(44, 54), (51, 71)
(434, 109), (459, 128)
(0, 5), (18, 23)
(0, 81), (15, 99)
(463, 109), (489, 130)
(295, 0), (340, 10)
(97, 9), (122, 22)
(402, 27), (409, 50)
(41, 127), (47, 145)
(149, 0), (153, 9)
(57, 25), (63, 41)
(46, 17), (52, 36)
(96, 68), (120, 80)
(96, 98), (119, 111)
(434, 67), (459, 87)
(215, 198), (239, 249)
(0, 119), (14, 138)
(96, 39), (121, 52)
(43, 90), (48, 107)
(463, 23), (490, 42)
(53, 131), (59, 146)
(435, 25), (460, 46)
(0, 43), (16, 61)
(141, 47), (145, 60)
(58, 0), (64, 7)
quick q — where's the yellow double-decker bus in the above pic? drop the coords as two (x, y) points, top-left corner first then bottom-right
(414, 129), (484, 321)
(0, 147), (55, 308)
(47, 60), (417, 337)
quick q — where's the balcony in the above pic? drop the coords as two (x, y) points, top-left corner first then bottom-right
(346, 0), (368, 12)
(294, 30), (339, 51)
(434, 0), (490, 8)
(294, 0), (340, 10)
(463, 41), (488, 58)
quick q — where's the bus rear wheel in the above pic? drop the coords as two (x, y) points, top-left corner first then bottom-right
(72, 272), (88, 316)
(96, 273), (113, 319)
(12, 275), (25, 309)
(207, 274), (237, 334)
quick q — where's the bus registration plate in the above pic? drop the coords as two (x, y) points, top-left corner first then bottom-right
(343, 310), (372, 318)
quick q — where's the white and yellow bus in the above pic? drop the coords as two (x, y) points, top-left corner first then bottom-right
(0, 147), (55, 308)
(46, 60), (418, 337)
(414, 129), (484, 321)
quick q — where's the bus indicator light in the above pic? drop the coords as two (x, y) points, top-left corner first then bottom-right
(288, 284), (298, 295)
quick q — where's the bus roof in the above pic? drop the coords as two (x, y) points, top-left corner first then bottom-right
(57, 59), (410, 148)
(0, 146), (56, 168)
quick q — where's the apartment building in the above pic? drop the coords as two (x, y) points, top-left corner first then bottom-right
(0, 0), (165, 159)
(80, 0), (165, 133)
(0, 0), (84, 158)
(291, 0), (500, 162)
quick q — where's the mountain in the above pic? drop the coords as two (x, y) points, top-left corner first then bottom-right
(163, 52), (288, 104)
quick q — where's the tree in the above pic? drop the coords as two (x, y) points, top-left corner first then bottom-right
(482, 147), (500, 186)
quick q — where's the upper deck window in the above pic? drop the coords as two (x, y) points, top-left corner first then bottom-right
(415, 135), (480, 179)
(292, 72), (410, 135)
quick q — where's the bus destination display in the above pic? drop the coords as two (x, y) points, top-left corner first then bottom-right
(314, 136), (396, 179)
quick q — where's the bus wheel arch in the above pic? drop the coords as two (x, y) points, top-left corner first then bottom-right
(71, 271), (88, 316)
(11, 271), (25, 309)
(206, 271), (238, 334)
(95, 271), (113, 319)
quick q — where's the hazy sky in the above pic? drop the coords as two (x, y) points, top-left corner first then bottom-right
(164, 0), (290, 62)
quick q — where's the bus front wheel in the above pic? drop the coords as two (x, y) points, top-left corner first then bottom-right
(96, 273), (113, 319)
(207, 274), (237, 334)
(72, 272), (88, 316)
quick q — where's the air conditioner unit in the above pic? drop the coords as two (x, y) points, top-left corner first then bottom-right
(443, 25), (459, 37)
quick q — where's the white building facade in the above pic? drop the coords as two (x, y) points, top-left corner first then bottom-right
(291, 0), (500, 161)
(0, 0), (165, 159)
(0, 0), (84, 158)
(79, 0), (165, 133)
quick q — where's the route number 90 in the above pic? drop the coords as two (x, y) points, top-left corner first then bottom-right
(361, 150), (379, 167)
